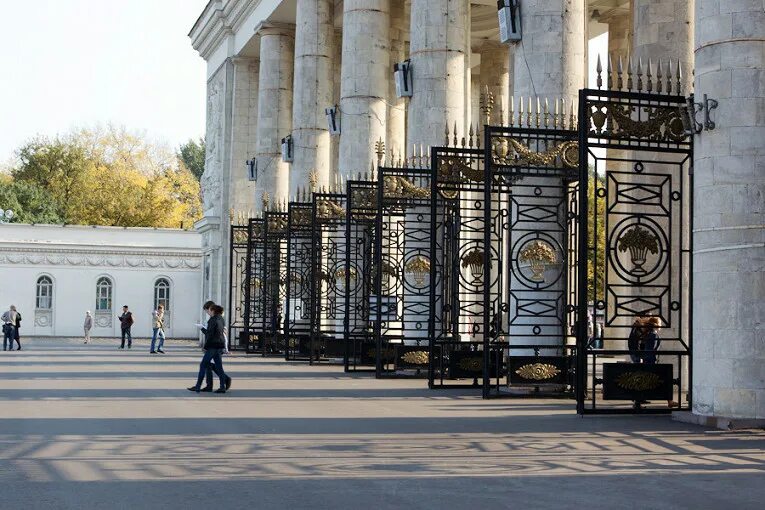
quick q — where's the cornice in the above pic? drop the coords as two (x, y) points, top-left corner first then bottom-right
(0, 248), (202, 270)
(190, 0), (262, 61)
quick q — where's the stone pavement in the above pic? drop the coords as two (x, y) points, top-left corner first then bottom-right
(1, 338), (763, 510)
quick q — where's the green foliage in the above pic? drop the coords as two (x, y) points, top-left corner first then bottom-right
(0, 177), (63, 224)
(7, 127), (202, 228)
(178, 138), (206, 180)
(587, 170), (607, 301)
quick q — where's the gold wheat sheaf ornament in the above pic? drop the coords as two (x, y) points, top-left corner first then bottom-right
(401, 350), (429, 365)
(515, 363), (561, 381)
(615, 371), (663, 391)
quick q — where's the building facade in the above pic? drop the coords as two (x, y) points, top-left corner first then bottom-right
(189, 0), (764, 421)
(0, 224), (203, 339)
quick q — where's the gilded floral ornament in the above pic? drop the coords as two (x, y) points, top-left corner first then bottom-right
(401, 350), (429, 365)
(588, 102), (686, 142)
(515, 363), (561, 381)
(615, 371), (663, 391)
(335, 267), (358, 281)
(458, 357), (482, 372)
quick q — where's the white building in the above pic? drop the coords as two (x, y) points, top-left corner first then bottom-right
(0, 224), (203, 339)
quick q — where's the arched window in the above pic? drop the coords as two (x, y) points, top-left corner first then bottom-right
(96, 277), (113, 312)
(154, 278), (171, 311)
(36, 276), (53, 310)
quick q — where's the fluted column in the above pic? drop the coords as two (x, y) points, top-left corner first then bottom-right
(408, 0), (469, 148)
(338, 0), (390, 178)
(292, 0), (335, 194)
(512, 0), (585, 108)
(255, 24), (294, 208)
(692, 0), (765, 422)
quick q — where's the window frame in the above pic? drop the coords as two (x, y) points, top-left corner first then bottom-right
(36, 275), (53, 310)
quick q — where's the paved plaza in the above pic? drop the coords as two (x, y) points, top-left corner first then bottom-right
(0, 338), (763, 509)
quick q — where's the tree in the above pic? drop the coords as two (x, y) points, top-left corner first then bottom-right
(178, 138), (206, 180)
(587, 169), (607, 302)
(8, 127), (202, 228)
(0, 177), (63, 224)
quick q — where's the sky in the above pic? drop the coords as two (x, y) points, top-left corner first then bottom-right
(0, 0), (209, 162)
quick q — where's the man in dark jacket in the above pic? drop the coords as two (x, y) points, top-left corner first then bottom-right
(188, 304), (231, 393)
(118, 305), (134, 349)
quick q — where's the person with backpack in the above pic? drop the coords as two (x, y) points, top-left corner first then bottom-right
(118, 305), (134, 349)
(188, 303), (231, 394)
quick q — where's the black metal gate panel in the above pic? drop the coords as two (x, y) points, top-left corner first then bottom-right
(243, 218), (265, 353)
(285, 200), (314, 361)
(260, 210), (288, 355)
(343, 178), (378, 372)
(428, 146), (496, 388)
(483, 124), (580, 398)
(228, 224), (249, 351)
(374, 163), (433, 378)
(576, 80), (692, 414)
(309, 188), (349, 364)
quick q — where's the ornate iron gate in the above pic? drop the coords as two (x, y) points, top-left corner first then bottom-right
(482, 123), (580, 398)
(285, 199), (314, 360)
(243, 218), (265, 353)
(576, 73), (692, 413)
(374, 162), (433, 377)
(309, 187), (349, 364)
(344, 177), (378, 372)
(260, 209), (288, 355)
(228, 224), (249, 350)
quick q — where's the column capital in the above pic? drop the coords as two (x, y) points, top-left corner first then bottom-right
(254, 21), (296, 37)
(230, 56), (259, 66)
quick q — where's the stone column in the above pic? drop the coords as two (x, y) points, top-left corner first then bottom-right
(604, 9), (631, 57)
(512, 0), (585, 109)
(479, 40), (511, 125)
(508, 0), (585, 356)
(339, 0), (390, 178)
(633, 0), (693, 92)
(408, 0), (469, 148)
(229, 58), (259, 213)
(292, 0), (335, 194)
(331, 29), (342, 179)
(691, 0), (765, 423)
(387, 1), (407, 160)
(255, 24), (295, 208)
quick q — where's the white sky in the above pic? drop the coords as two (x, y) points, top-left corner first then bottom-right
(0, 0), (209, 162)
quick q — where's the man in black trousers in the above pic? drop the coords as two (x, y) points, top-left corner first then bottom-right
(118, 305), (134, 349)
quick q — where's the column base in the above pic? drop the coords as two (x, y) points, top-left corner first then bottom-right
(672, 411), (765, 431)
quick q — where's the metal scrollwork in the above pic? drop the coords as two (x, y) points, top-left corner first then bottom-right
(492, 138), (579, 168)
(316, 199), (345, 220)
(383, 176), (430, 199)
(589, 102), (686, 142)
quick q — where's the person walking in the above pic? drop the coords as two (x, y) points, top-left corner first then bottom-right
(10, 305), (21, 351)
(198, 301), (231, 390)
(2, 306), (17, 351)
(150, 304), (166, 354)
(118, 305), (134, 349)
(188, 304), (231, 394)
(84, 311), (93, 344)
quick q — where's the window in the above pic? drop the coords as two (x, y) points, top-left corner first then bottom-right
(154, 278), (171, 311)
(96, 277), (112, 311)
(36, 276), (53, 309)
